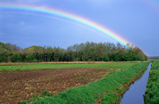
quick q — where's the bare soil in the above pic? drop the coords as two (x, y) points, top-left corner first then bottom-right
(0, 68), (118, 104)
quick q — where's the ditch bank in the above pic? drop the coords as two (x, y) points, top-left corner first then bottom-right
(144, 61), (159, 104)
(120, 63), (152, 104)
(18, 62), (150, 104)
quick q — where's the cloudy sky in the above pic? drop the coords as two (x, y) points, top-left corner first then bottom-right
(0, 0), (159, 56)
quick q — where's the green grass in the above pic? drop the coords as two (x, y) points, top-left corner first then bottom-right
(144, 61), (159, 104)
(0, 62), (140, 71)
(18, 62), (150, 104)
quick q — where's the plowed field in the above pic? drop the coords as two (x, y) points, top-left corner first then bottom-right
(0, 68), (118, 104)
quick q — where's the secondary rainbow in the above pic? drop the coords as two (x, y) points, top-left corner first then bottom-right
(0, 3), (131, 47)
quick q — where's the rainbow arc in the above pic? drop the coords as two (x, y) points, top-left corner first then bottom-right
(0, 3), (132, 47)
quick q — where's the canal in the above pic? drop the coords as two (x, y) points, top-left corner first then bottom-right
(120, 63), (152, 104)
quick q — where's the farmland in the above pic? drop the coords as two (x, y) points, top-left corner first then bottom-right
(0, 62), (149, 104)
(0, 62), (140, 71)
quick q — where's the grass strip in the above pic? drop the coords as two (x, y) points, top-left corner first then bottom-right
(144, 61), (159, 104)
(18, 62), (149, 104)
(0, 62), (139, 71)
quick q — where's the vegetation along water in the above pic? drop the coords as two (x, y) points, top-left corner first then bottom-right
(144, 61), (159, 104)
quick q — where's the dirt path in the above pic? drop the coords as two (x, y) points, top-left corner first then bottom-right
(0, 68), (118, 104)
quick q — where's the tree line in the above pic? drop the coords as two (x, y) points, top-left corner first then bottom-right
(148, 56), (159, 60)
(0, 41), (148, 62)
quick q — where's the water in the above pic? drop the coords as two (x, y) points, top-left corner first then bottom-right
(120, 63), (152, 104)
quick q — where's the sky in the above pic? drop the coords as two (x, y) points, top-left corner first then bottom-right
(0, 0), (159, 56)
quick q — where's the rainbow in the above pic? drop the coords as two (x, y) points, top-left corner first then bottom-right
(0, 3), (132, 47)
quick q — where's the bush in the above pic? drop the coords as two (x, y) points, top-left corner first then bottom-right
(25, 54), (37, 62)
(11, 53), (22, 62)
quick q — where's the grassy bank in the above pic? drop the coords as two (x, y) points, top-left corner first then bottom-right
(0, 62), (139, 71)
(144, 61), (159, 104)
(18, 62), (149, 104)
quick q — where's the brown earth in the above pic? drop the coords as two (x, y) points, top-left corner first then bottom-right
(0, 68), (118, 104)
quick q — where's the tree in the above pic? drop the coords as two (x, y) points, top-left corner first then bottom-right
(25, 54), (37, 62)
(0, 42), (9, 50)
(5, 43), (21, 52)
(111, 51), (119, 61)
(0, 47), (9, 62)
(116, 42), (123, 50)
(11, 53), (22, 62)
(0, 41), (148, 62)
(117, 48), (125, 61)
(134, 47), (147, 61)
(11, 53), (18, 62)
(102, 54), (110, 61)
